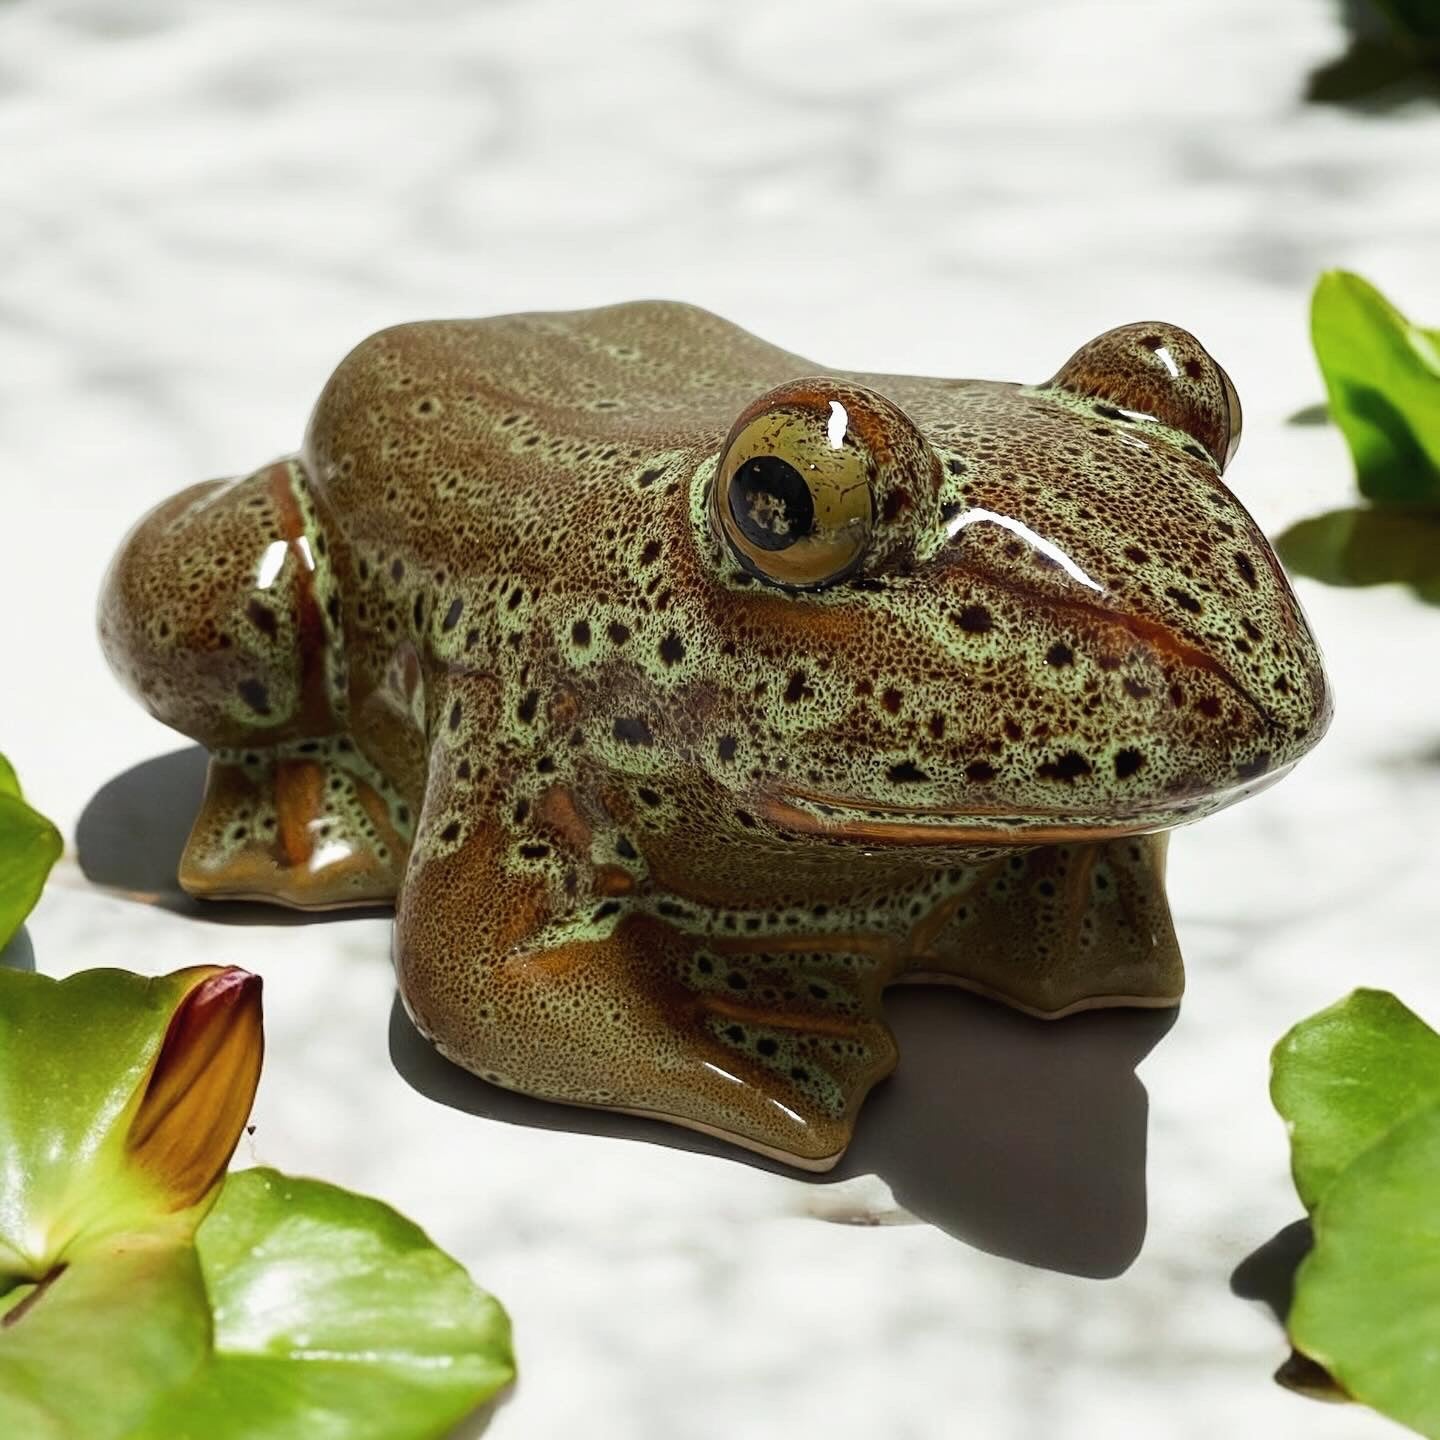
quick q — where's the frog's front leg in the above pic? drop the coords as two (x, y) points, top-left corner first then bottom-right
(395, 793), (900, 1169)
(903, 835), (1183, 1018)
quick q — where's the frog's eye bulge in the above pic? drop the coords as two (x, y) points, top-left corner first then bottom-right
(713, 378), (940, 589)
(1045, 322), (1243, 472)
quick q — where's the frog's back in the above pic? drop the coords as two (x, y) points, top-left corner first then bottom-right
(305, 300), (812, 496)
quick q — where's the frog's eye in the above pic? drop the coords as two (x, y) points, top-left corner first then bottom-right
(713, 379), (936, 590)
(1046, 322), (1243, 471)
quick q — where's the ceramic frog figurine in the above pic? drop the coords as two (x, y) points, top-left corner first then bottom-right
(99, 303), (1329, 1169)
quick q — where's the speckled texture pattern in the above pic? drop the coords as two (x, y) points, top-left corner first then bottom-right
(98, 302), (1328, 1165)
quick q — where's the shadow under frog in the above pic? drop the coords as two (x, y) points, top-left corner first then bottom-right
(96, 303), (1330, 1172)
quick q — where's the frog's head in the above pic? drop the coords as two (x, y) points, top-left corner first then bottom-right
(696, 322), (1329, 844)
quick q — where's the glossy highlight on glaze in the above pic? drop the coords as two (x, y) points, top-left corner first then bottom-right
(98, 303), (1330, 1169)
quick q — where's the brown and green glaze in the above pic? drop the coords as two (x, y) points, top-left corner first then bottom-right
(99, 303), (1330, 1169)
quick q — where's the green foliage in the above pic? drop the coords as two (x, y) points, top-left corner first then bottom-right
(130, 1170), (516, 1440)
(1311, 271), (1440, 504)
(1272, 989), (1440, 1437)
(0, 753), (61, 950)
(0, 967), (514, 1439)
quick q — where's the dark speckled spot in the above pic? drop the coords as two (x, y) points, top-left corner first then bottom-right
(442, 598), (463, 631)
(887, 760), (929, 784)
(245, 599), (278, 639)
(1114, 748), (1144, 778)
(659, 632), (685, 666)
(237, 678), (270, 714)
(614, 716), (653, 746)
(1039, 751), (1092, 782)
(1046, 642), (1073, 667)
(955, 605), (993, 634)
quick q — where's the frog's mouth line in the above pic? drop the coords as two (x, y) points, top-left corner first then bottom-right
(757, 771), (1287, 847)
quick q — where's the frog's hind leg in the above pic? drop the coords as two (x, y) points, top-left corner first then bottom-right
(903, 834), (1182, 1019)
(394, 807), (899, 1169)
(180, 740), (412, 910)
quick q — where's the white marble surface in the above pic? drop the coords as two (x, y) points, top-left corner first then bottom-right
(3, 1), (1439, 1436)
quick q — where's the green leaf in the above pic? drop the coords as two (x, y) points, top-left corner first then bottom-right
(1289, 1107), (1440, 1438)
(0, 968), (513, 1438)
(131, 1169), (516, 1440)
(0, 1240), (211, 1440)
(1272, 989), (1440, 1437)
(0, 754), (62, 952)
(1311, 271), (1440, 504)
(1273, 988), (1440, 1210)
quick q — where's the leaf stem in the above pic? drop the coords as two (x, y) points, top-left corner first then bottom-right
(1, 1262), (67, 1329)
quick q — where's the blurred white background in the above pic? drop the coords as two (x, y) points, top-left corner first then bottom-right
(3, 2), (1438, 1436)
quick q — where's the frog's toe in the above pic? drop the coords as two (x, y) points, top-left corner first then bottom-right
(180, 742), (411, 909)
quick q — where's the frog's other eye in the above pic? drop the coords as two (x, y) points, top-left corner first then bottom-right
(1046, 322), (1242, 472)
(713, 379), (937, 590)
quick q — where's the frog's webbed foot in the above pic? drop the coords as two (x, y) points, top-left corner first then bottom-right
(905, 834), (1182, 1018)
(394, 823), (897, 1169)
(180, 740), (412, 910)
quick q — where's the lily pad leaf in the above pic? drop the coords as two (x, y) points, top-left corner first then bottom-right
(1312, 270), (1440, 504)
(131, 1169), (516, 1440)
(0, 967), (514, 1438)
(1273, 987), (1440, 1210)
(1272, 989), (1440, 1437)
(0, 754), (62, 951)
(0, 1240), (211, 1440)
(1288, 1105), (1440, 1439)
